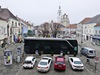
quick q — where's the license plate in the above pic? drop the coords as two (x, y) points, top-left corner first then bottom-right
(59, 65), (62, 67)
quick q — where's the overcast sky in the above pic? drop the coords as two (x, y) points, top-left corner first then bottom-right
(0, 0), (100, 25)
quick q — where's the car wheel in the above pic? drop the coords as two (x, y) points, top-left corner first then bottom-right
(32, 65), (34, 69)
(23, 67), (25, 69)
(70, 65), (73, 70)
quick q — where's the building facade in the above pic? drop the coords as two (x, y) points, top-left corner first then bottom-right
(0, 18), (7, 45)
(92, 23), (100, 45)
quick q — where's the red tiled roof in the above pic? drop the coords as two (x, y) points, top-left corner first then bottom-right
(94, 23), (100, 27)
(67, 24), (77, 28)
(79, 18), (92, 24)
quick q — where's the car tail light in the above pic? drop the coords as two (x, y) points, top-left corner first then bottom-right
(37, 66), (40, 68)
(73, 65), (77, 67)
(45, 66), (48, 69)
(63, 64), (66, 66)
(55, 63), (57, 65)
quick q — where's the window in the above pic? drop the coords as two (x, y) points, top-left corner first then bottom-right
(74, 61), (82, 64)
(99, 30), (100, 34)
(12, 21), (14, 27)
(18, 23), (20, 26)
(40, 62), (47, 65)
(32, 58), (35, 61)
(95, 30), (97, 34)
(70, 58), (73, 62)
(15, 22), (17, 27)
(48, 59), (51, 63)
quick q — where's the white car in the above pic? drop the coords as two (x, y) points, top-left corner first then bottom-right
(68, 57), (84, 70)
(37, 57), (52, 72)
(23, 56), (36, 69)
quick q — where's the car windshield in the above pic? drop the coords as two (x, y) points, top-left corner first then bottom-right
(40, 62), (47, 65)
(24, 61), (32, 64)
(56, 62), (64, 64)
(89, 50), (93, 53)
(42, 58), (48, 60)
(74, 61), (82, 64)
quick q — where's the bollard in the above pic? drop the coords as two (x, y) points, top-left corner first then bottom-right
(94, 61), (99, 72)
(86, 58), (90, 64)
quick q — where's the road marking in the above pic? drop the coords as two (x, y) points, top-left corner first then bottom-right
(15, 65), (23, 75)
(84, 65), (94, 75)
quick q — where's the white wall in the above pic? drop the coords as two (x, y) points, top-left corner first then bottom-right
(0, 19), (7, 44)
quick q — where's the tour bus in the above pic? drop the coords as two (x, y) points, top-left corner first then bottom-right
(24, 37), (78, 55)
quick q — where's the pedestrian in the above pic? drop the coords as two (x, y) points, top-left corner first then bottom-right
(86, 57), (90, 64)
(60, 50), (63, 56)
(35, 50), (38, 55)
(22, 52), (24, 57)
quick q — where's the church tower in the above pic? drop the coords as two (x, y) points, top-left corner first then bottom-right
(61, 13), (70, 27)
(57, 6), (70, 27)
(57, 6), (62, 23)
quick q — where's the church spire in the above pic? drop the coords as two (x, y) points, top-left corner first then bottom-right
(57, 5), (62, 23)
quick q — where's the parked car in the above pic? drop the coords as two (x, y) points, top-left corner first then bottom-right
(81, 47), (96, 58)
(68, 57), (84, 70)
(23, 56), (36, 69)
(37, 57), (52, 72)
(54, 56), (66, 70)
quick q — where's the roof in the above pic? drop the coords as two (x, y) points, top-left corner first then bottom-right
(24, 37), (76, 40)
(0, 8), (18, 21)
(40, 59), (48, 62)
(0, 17), (7, 21)
(79, 18), (92, 24)
(66, 24), (77, 28)
(56, 56), (65, 61)
(16, 16), (33, 27)
(83, 47), (94, 50)
(86, 14), (100, 24)
(25, 56), (34, 61)
(69, 57), (80, 61)
(94, 23), (100, 27)
(42, 57), (52, 60)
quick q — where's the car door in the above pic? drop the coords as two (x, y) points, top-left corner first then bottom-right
(32, 58), (36, 65)
(69, 58), (73, 66)
(48, 59), (51, 69)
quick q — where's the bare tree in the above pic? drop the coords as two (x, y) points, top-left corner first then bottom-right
(50, 22), (61, 38)
(40, 22), (50, 37)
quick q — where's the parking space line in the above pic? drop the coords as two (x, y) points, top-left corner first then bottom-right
(15, 65), (23, 75)
(84, 65), (94, 75)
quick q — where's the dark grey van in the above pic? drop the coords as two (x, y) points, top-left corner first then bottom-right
(81, 47), (96, 57)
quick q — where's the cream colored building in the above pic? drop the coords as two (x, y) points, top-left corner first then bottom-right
(0, 6), (21, 43)
(0, 18), (7, 45)
(7, 18), (21, 43)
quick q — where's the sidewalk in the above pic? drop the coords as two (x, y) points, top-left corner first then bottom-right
(76, 37), (100, 51)
(76, 36), (100, 74)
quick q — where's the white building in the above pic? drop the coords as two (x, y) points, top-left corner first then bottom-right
(0, 18), (7, 45)
(0, 6), (20, 43)
(57, 6), (70, 27)
(76, 18), (92, 39)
